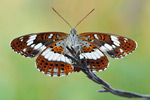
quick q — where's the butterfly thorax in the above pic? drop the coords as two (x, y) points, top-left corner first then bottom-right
(66, 28), (80, 51)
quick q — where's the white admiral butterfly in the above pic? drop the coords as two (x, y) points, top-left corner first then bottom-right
(10, 8), (137, 77)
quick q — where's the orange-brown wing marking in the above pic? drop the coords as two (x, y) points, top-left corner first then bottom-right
(79, 33), (137, 58)
(10, 32), (68, 58)
(11, 35), (31, 56)
(79, 33), (112, 42)
(48, 38), (66, 54)
(36, 55), (73, 77)
(117, 36), (137, 54)
(74, 56), (109, 72)
(87, 56), (108, 71)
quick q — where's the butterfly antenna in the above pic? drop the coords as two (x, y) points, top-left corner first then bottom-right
(74, 8), (95, 29)
(52, 7), (73, 29)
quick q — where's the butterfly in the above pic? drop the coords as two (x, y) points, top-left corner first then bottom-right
(10, 8), (137, 77)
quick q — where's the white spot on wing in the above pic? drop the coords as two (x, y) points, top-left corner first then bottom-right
(53, 68), (58, 72)
(124, 38), (128, 42)
(84, 53), (92, 59)
(65, 57), (71, 64)
(104, 43), (113, 50)
(90, 53), (97, 60)
(34, 43), (42, 49)
(112, 45), (116, 48)
(124, 52), (127, 56)
(19, 37), (23, 39)
(27, 35), (37, 43)
(120, 49), (124, 53)
(57, 56), (61, 62)
(92, 51), (101, 59)
(82, 53), (87, 59)
(30, 35), (37, 39)
(23, 48), (27, 52)
(60, 73), (65, 77)
(27, 41), (33, 46)
(111, 35), (120, 46)
(95, 49), (104, 56)
(60, 55), (65, 62)
(111, 35), (118, 41)
(94, 34), (99, 39)
(114, 42), (120, 46)
(53, 53), (60, 61)
(88, 35), (91, 38)
(49, 68), (51, 73)
(27, 38), (34, 43)
(39, 45), (46, 51)
(79, 54), (84, 59)
(48, 52), (55, 61)
(45, 52), (52, 59)
(31, 44), (35, 48)
(48, 34), (53, 38)
(80, 49), (102, 60)
(100, 46), (108, 52)
(113, 39), (120, 44)
(42, 49), (50, 56)
(53, 73), (57, 76)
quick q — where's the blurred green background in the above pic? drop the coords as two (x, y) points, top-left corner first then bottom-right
(0, 0), (150, 100)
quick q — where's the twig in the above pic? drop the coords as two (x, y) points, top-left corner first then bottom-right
(65, 46), (150, 99)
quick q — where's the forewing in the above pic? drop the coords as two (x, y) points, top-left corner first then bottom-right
(10, 32), (68, 58)
(74, 39), (109, 72)
(79, 33), (137, 59)
(36, 39), (73, 77)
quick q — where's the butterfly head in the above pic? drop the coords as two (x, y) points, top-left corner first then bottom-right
(70, 28), (77, 35)
(69, 28), (78, 41)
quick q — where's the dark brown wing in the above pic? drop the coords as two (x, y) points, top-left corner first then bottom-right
(79, 33), (137, 59)
(10, 32), (68, 58)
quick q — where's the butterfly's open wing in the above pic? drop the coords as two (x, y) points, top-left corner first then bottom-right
(36, 39), (74, 77)
(74, 39), (109, 72)
(10, 32), (68, 58)
(79, 33), (137, 59)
